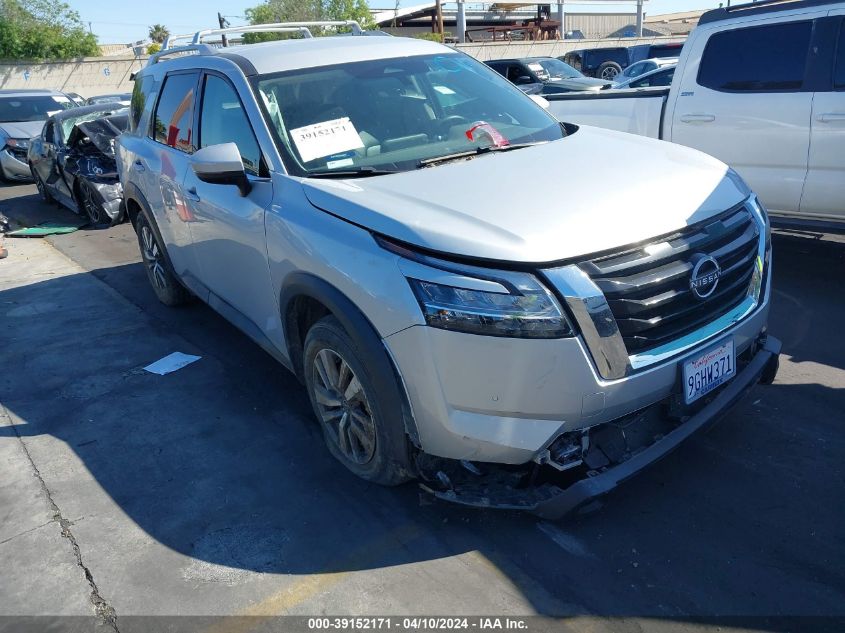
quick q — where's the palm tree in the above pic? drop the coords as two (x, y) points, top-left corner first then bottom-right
(148, 24), (170, 44)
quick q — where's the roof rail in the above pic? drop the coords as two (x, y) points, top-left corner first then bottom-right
(699, 0), (841, 25)
(161, 33), (195, 50)
(147, 44), (219, 66)
(190, 24), (315, 45)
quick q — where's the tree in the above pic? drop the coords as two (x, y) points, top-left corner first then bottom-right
(243, 0), (374, 43)
(0, 0), (99, 59)
(148, 23), (169, 44)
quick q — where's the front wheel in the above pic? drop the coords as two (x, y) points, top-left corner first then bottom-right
(303, 316), (412, 486)
(135, 211), (191, 306)
(78, 181), (117, 227)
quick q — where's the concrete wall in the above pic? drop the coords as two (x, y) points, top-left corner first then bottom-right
(0, 55), (147, 98)
(453, 35), (685, 61)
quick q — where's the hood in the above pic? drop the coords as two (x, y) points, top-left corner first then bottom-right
(545, 76), (610, 91)
(0, 120), (44, 140)
(301, 126), (749, 264)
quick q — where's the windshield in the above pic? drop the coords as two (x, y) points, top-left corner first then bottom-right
(89, 95), (129, 104)
(60, 108), (128, 144)
(0, 95), (74, 123)
(254, 53), (564, 176)
(535, 58), (582, 79)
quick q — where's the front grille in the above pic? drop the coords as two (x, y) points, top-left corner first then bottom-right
(578, 204), (761, 354)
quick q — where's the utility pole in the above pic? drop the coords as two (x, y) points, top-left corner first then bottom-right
(435, 0), (444, 42)
(218, 12), (229, 47)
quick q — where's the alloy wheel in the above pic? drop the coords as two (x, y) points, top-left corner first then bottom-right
(140, 224), (167, 292)
(81, 183), (103, 225)
(311, 348), (377, 465)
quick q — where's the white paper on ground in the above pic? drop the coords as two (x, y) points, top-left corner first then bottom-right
(290, 117), (364, 163)
(144, 352), (201, 376)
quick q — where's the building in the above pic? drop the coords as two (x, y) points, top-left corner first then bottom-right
(371, 2), (641, 42)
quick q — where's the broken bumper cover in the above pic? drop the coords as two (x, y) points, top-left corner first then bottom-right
(0, 148), (32, 180)
(426, 335), (782, 520)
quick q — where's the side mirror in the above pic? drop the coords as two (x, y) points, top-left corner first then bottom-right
(190, 142), (251, 197)
(515, 75), (534, 85)
(529, 95), (550, 109)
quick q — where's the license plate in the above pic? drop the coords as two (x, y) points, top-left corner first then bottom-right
(682, 339), (735, 404)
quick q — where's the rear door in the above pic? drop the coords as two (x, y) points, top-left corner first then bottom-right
(181, 71), (277, 335)
(800, 15), (845, 221)
(142, 70), (204, 284)
(669, 15), (823, 215)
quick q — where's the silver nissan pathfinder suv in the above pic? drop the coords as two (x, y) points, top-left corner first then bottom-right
(117, 22), (780, 517)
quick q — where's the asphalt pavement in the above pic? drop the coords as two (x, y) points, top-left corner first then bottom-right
(1, 182), (843, 632)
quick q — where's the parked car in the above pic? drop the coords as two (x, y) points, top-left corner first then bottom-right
(66, 92), (87, 107)
(0, 89), (76, 182)
(118, 22), (779, 518)
(28, 103), (128, 226)
(486, 57), (610, 95)
(86, 93), (132, 107)
(613, 57), (677, 85)
(612, 63), (676, 89)
(546, 0), (845, 230)
(561, 42), (683, 80)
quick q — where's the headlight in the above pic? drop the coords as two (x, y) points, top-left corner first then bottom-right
(6, 138), (29, 150)
(408, 275), (573, 338)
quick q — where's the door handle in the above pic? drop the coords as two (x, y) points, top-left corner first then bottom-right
(816, 113), (845, 123)
(680, 114), (716, 123)
(185, 187), (200, 202)
(133, 160), (145, 172)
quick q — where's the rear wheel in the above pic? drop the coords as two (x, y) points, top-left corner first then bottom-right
(598, 61), (622, 81)
(303, 315), (412, 485)
(135, 211), (191, 306)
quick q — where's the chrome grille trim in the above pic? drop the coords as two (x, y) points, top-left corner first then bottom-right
(543, 197), (769, 379)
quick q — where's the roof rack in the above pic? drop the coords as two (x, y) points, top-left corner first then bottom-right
(149, 20), (367, 68)
(147, 44), (219, 66)
(190, 24), (315, 45)
(699, 0), (841, 25)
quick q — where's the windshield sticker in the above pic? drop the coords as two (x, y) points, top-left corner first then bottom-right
(290, 117), (364, 163)
(52, 96), (71, 103)
(527, 63), (544, 72)
(326, 157), (354, 169)
(433, 85), (456, 95)
(465, 121), (509, 148)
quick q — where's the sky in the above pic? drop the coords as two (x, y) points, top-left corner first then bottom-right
(70, 0), (719, 45)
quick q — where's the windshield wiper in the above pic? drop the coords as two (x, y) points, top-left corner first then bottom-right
(307, 167), (400, 179)
(417, 142), (546, 168)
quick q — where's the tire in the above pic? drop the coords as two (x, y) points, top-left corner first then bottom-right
(135, 211), (192, 306)
(31, 166), (53, 202)
(303, 315), (412, 486)
(597, 61), (622, 81)
(77, 181), (118, 228)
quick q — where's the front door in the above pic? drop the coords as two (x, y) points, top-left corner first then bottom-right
(182, 72), (278, 340)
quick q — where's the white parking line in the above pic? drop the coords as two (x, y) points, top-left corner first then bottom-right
(536, 521), (594, 559)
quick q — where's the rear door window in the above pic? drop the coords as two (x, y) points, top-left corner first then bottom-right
(152, 72), (199, 153)
(698, 21), (812, 92)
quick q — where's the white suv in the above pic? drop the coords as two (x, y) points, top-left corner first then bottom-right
(117, 22), (780, 517)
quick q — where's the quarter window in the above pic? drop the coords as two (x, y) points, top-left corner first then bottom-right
(198, 75), (262, 175)
(698, 21), (812, 92)
(152, 73), (198, 153)
(835, 21), (845, 90)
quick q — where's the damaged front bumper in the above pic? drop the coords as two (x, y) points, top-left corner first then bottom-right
(421, 334), (782, 520)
